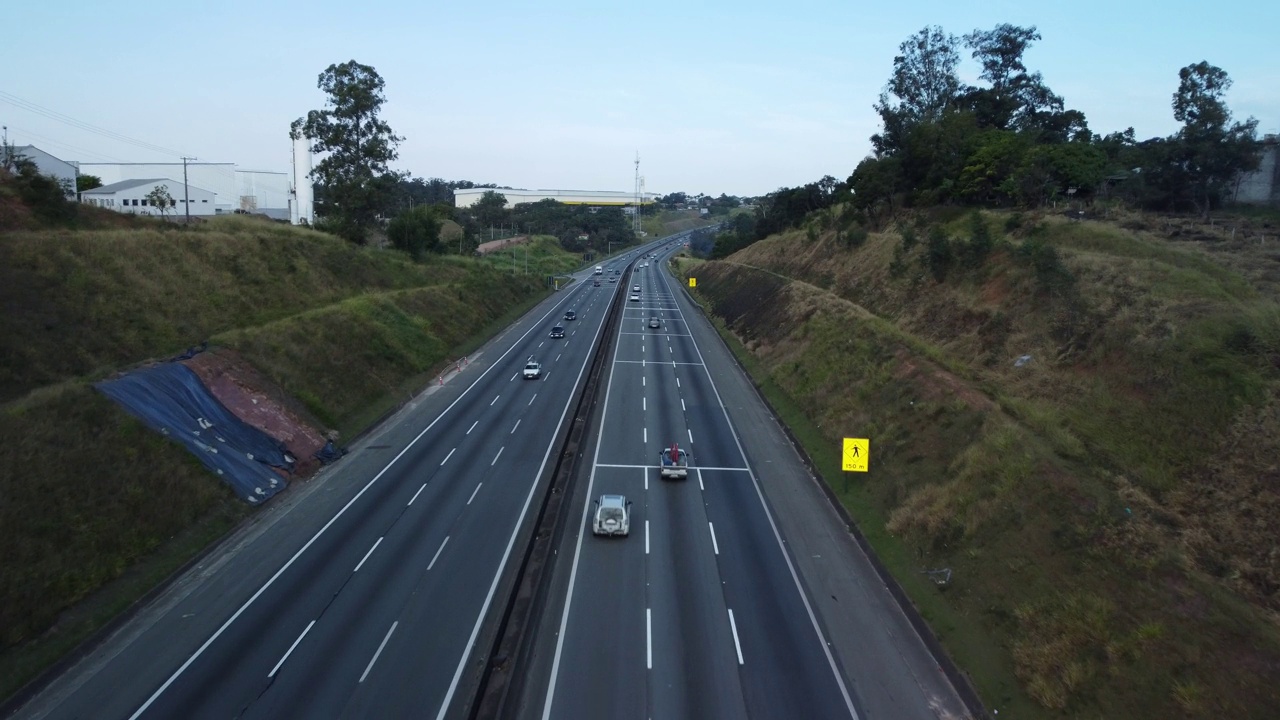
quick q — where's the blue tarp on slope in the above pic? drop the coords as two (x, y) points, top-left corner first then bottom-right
(96, 362), (293, 503)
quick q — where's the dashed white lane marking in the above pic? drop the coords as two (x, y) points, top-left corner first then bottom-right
(681, 398), (686, 412)
(511, 419), (521, 434)
(353, 536), (383, 572)
(268, 620), (315, 678)
(440, 447), (456, 466)
(510, 373), (518, 382)
(467, 483), (482, 505)
(491, 395), (500, 406)
(645, 521), (650, 554)
(643, 397), (646, 412)
(556, 353), (562, 362)
(646, 608), (653, 670)
(708, 522), (720, 555)
(467, 420), (479, 434)
(676, 377), (681, 388)
(428, 536), (450, 570)
(643, 427), (647, 444)
(491, 447), (504, 466)
(687, 429), (694, 445)
(727, 610), (744, 665)
(360, 621), (398, 682)
(529, 393), (538, 405)
(408, 483), (427, 506)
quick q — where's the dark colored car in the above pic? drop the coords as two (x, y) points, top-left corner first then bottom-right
(550, 325), (565, 338)
(564, 310), (577, 321)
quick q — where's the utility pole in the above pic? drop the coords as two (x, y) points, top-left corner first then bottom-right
(181, 156), (193, 224)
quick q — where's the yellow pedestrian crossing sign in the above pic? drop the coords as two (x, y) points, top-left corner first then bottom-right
(689, 277), (697, 288)
(842, 438), (869, 472)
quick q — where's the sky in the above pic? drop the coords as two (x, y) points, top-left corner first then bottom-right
(3, 0), (1277, 197)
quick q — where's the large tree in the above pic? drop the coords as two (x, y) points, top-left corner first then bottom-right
(872, 26), (962, 156)
(1171, 61), (1260, 216)
(291, 60), (404, 244)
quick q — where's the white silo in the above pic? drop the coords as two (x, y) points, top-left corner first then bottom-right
(290, 135), (314, 225)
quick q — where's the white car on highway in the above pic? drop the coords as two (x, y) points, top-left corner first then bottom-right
(522, 357), (542, 380)
(592, 494), (632, 536)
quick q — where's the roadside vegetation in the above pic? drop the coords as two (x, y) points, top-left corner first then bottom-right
(680, 20), (1277, 720)
(0, 196), (572, 700)
(687, 208), (1280, 718)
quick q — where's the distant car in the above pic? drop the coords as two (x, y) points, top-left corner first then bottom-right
(608, 277), (617, 283)
(593, 279), (601, 286)
(592, 494), (632, 536)
(564, 310), (577, 321)
(522, 357), (542, 380)
(630, 293), (640, 302)
(648, 317), (660, 329)
(550, 325), (565, 338)
(632, 285), (641, 292)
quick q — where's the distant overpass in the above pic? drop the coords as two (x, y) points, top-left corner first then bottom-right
(454, 188), (656, 208)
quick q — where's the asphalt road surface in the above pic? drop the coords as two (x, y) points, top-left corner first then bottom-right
(517, 244), (971, 720)
(11, 245), (663, 720)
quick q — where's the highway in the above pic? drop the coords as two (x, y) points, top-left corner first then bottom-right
(517, 243), (971, 719)
(11, 245), (661, 720)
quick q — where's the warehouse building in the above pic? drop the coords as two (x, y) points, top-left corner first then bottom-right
(80, 178), (217, 216)
(9, 145), (77, 198)
(454, 188), (656, 209)
(76, 162), (290, 218)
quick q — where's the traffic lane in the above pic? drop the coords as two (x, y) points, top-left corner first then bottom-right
(595, 363), (648, 466)
(647, 472), (748, 720)
(700, 470), (856, 719)
(673, 368), (747, 471)
(545, 466), (648, 720)
(645, 368), (688, 475)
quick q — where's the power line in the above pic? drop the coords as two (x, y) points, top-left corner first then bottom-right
(0, 90), (189, 158)
(4, 125), (131, 162)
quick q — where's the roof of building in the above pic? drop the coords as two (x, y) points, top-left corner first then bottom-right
(83, 178), (212, 195)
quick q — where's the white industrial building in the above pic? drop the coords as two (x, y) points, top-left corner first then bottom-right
(10, 145), (77, 198)
(75, 162), (291, 219)
(80, 178), (217, 216)
(454, 188), (656, 209)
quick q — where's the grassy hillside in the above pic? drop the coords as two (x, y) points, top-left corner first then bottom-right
(0, 214), (572, 700)
(683, 207), (1280, 719)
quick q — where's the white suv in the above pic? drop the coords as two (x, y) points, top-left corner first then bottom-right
(592, 494), (631, 536)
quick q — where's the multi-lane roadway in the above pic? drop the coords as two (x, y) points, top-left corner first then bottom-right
(12, 246), (657, 720)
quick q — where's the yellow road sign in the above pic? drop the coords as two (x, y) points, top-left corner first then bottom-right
(688, 277), (697, 288)
(842, 438), (869, 472)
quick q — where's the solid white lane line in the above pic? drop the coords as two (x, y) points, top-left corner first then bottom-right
(354, 537), (383, 572)
(709, 522), (720, 555)
(408, 483), (427, 506)
(511, 419), (521, 434)
(645, 521), (650, 554)
(491, 446), (504, 466)
(528, 393), (537, 405)
(659, 251), (858, 718)
(681, 398), (686, 412)
(688, 428), (694, 445)
(491, 395), (500, 406)
(467, 483), (482, 505)
(728, 610), (744, 665)
(440, 447), (456, 466)
(428, 536), (450, 570)
(646, 608), (653, 670)
(360, 621), (398, 682)
(268, 620), (316, 678)
(467, 420), (479, 434)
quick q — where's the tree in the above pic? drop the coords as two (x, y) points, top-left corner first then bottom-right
(1171, 61), (1260, 216)
(387, 205), (442, 259)
(872, 26), (962, 156)
(471, 190), (508, 229)
(291, 60), (404, 244)
(76, 175), (102, 193)
(144, 184), (174, 218)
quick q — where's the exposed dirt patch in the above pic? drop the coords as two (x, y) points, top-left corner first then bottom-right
(893, 348), (995, 411)
(182, 347), (328, 478)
